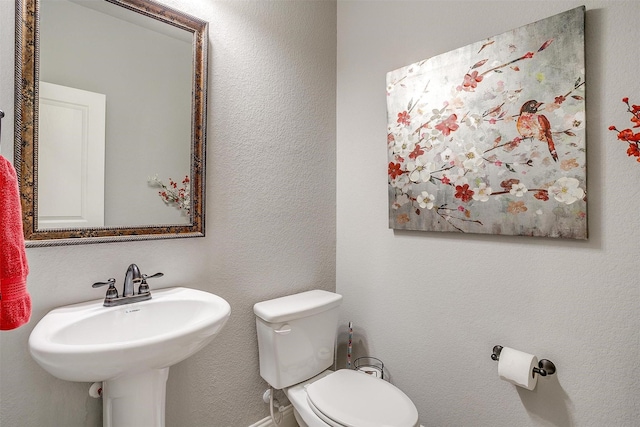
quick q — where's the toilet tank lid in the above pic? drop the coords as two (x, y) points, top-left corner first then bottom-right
(254, 290), (342, 323)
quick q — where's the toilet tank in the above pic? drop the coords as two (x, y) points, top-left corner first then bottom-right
(254, 290), (342, 389)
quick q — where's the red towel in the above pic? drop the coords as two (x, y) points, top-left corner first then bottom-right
(0, 154), (31, 330)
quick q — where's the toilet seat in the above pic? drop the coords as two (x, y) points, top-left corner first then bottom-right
(305, 369), (419, 427)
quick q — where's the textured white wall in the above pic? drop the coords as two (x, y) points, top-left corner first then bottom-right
(0, 1), (336, 426)
(337, 1), (639, 426)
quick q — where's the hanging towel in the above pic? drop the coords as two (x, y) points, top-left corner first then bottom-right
(0, 154), (31, 330)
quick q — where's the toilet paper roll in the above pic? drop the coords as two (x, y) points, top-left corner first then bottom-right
(497, 347), (538, 390)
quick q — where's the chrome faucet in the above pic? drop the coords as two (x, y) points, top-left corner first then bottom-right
(123, 264), (142, 297)
(93, 264), (163, 307)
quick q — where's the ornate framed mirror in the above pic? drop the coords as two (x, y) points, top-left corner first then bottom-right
(15, 0), (207, 246)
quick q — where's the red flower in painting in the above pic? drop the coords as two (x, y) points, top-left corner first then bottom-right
(502, 136), (522, 152)
(500, 178), (520, 190)
(534, 190), (549, 201)
(388, 133), (395, 144)
(554, 95), (566, 105)
(435, 114), (459, 136)
(388, 162), (403, 179)
(408, 144), (424, 160)
(523, 51), (535, 59)
(507, 200), (528, 214)
(397, 111), (411, 126)
(462, 70), (483, 91)
(454, 184), (474, 203)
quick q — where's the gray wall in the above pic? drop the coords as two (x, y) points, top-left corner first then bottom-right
(336, 1), (639, 426)
(0, 0), (336, 426)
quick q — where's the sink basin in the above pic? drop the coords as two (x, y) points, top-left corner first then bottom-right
(29, 287), (230, 427)
(29, 287), (230, 382)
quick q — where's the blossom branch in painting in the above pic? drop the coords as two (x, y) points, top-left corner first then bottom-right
(459, 39), (554, 92)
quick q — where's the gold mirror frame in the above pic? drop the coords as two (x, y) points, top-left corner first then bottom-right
(15, 0), (207, 247)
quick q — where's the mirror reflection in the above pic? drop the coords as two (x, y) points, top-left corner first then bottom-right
(39, 0), (192, 228)
(16, 0), (208, 245)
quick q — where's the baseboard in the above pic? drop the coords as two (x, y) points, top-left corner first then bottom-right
(249, 404), (298, 427)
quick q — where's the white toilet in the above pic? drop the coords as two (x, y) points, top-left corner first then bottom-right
(254, 290), (419, 427)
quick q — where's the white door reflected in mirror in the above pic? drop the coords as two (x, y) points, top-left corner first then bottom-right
(38, 81), (106, 229)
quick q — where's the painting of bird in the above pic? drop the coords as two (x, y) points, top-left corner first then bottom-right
(516, 100), (558, 161)
(385, 6), (586, 238)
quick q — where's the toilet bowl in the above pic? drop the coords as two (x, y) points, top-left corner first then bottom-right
(285, 369), (419, 427)
(254, 290), (420, 427)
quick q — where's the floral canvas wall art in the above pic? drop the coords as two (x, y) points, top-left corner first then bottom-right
(386, 7), (586, 239)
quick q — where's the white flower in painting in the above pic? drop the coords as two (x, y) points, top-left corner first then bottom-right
(406, 157), (435, 183)
(393, 139), (415, 157)
(420, 137), (434, 151)
(392, 193), (411, 209)
(572, 111), (586, 130)
(462, 146), (484, 172)
(504, 89), (521, 105)
(440, 147), (455, 164)
(416, 191), (435, 210)
(561, 110), (585, 131)
(548, 177), (584, 204)
(448, 95), (465, 111)
(452, 168), (468, 187)
(463, 114), (483, 130)
(510, 182), (528, 197)
(386, 83), (395, 94)
(472, 183), (492, 202)
(390, 173), (410, 191)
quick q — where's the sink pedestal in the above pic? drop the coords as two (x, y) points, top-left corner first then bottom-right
(103, 368), (169, 427)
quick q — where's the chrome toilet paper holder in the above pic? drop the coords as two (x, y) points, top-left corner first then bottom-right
(491, 345), (556, 377)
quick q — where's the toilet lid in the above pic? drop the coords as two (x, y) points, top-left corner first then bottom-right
(306, 369), (418, 427)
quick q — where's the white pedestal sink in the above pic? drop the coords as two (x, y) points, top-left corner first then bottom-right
(29, 287), (231, 427)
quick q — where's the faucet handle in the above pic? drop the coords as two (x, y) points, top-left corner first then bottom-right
(92, 278), (118, 301)
(138, 272), (163, 295)
(92, 278), (116, 288)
